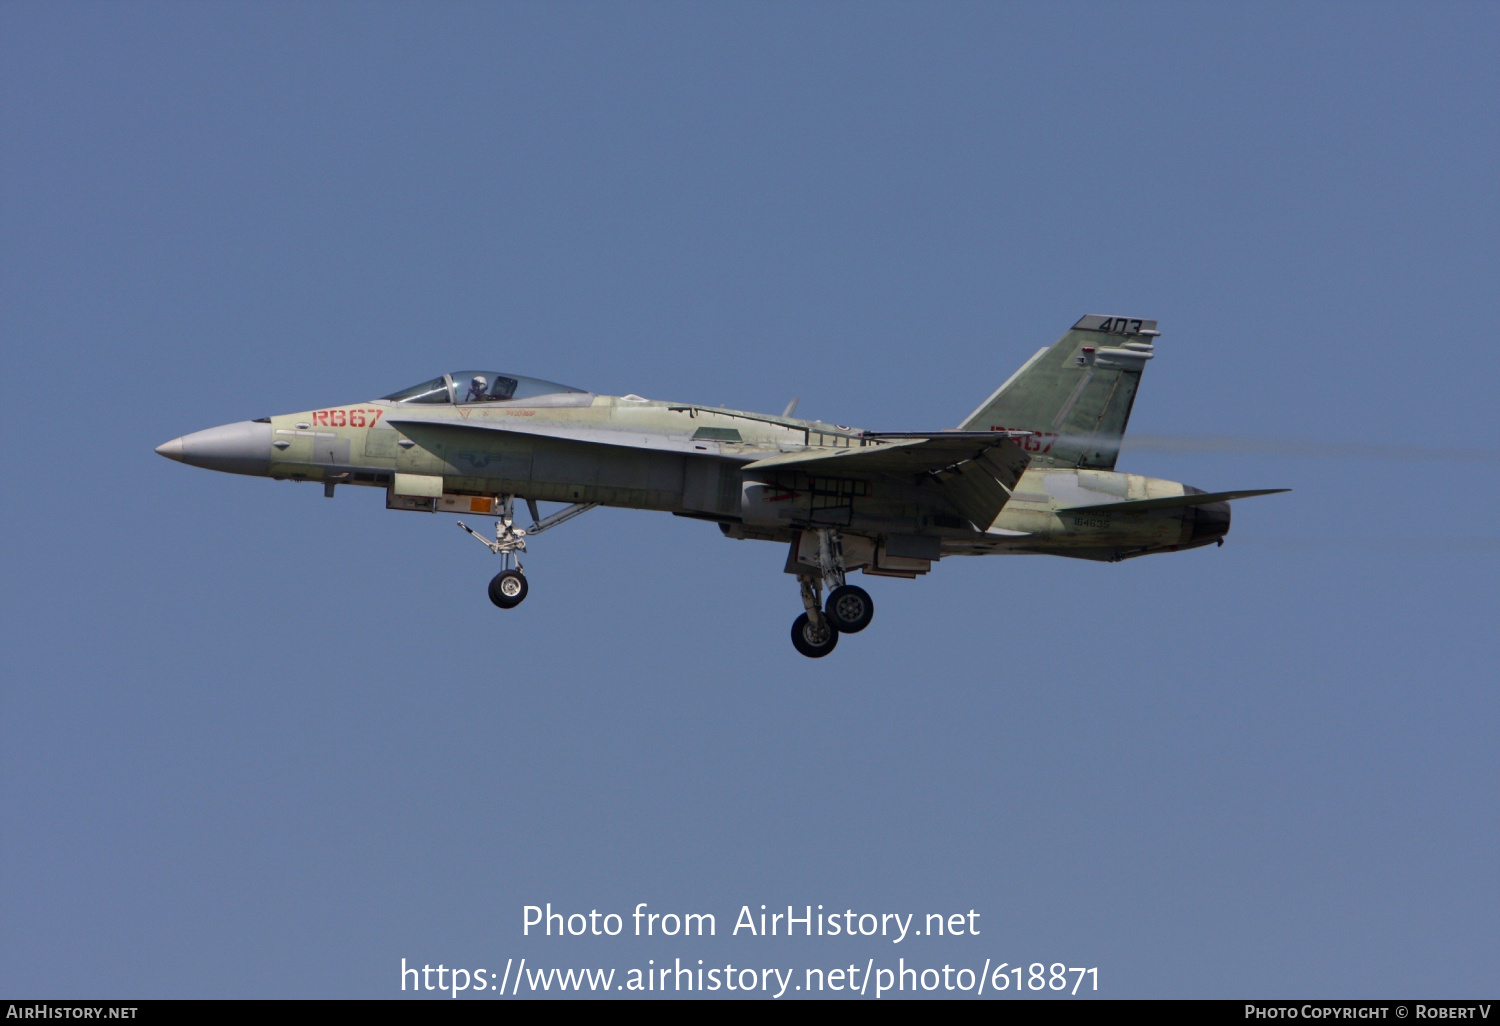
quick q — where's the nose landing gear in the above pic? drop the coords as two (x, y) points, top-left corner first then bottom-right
(459, 496), (598, 609)
(488, 569), (528, 609)
(791, 528), (875, 658)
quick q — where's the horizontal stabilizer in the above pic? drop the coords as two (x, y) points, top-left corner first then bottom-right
(1064, 488), (1289, 514)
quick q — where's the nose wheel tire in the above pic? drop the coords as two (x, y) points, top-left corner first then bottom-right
(824, 584), (873, 634)
(791, 613), (839, 658)
(488, 569), (528, 609)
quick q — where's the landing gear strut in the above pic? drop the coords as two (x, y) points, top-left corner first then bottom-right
(790, 528), (875, 657)
(458, 496), (598, 609)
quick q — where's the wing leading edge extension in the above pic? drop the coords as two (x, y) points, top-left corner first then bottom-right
(383, 415), (748, 458)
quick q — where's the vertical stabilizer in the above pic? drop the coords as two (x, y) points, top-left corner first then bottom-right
(959, 315), (1159, 470)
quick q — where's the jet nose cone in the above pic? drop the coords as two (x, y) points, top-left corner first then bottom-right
(160, 420), (273, 476)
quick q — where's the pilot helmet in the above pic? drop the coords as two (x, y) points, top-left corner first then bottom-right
(472, 375), (488, 388)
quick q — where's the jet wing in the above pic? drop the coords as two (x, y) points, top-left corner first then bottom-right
(740, 431), (1028, 475)
(1064, 488), (1290, 514)
(743, 432), (1032, 531)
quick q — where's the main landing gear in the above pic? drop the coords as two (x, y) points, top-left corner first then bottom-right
(458, 496), (598, 609)
(791, 528), (874, 658)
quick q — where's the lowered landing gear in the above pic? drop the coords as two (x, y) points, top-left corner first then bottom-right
(791, 612), (838, 658)
(825, 584), (874, 633)
(489, 569), (528, 609)
(459, 496), (598, 610)
(791, 529), (875, 658)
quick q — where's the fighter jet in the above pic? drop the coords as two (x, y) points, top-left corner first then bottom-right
(157, 315), (1286, 657)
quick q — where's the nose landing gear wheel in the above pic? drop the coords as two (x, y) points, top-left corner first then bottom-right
(791, 612), (839, 658)
(488, 569), (528, 609)
(824, 584), (874, 634)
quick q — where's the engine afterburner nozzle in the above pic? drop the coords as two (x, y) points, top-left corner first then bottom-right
(1189, 499), (1232, 545)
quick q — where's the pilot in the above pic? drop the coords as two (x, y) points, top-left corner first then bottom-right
(465, 375), (490, 403)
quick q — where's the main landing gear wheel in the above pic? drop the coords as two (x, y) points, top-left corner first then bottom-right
(824, 584), (874, 634)
(791, 612), (839, 658)
(488, 569), (528, 609)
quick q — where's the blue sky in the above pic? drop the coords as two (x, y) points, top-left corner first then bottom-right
(2, 1), (1496, 998)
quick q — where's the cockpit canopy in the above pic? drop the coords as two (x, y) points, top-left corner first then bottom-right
(381, 372), (589, 405)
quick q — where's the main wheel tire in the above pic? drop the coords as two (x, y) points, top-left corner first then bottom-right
(488, 569), (528, 609)
(790, 612), (839, 658)
(824, 584), (874, 634)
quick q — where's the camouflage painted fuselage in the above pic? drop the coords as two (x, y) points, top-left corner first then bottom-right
(261, 394), (1223, 566)
(162, 317), (1278, 582)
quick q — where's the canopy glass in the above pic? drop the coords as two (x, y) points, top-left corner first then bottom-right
(381, 373), (588, 405)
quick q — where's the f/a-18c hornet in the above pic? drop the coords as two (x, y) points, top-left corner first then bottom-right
(158, 315), (1286, 657)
